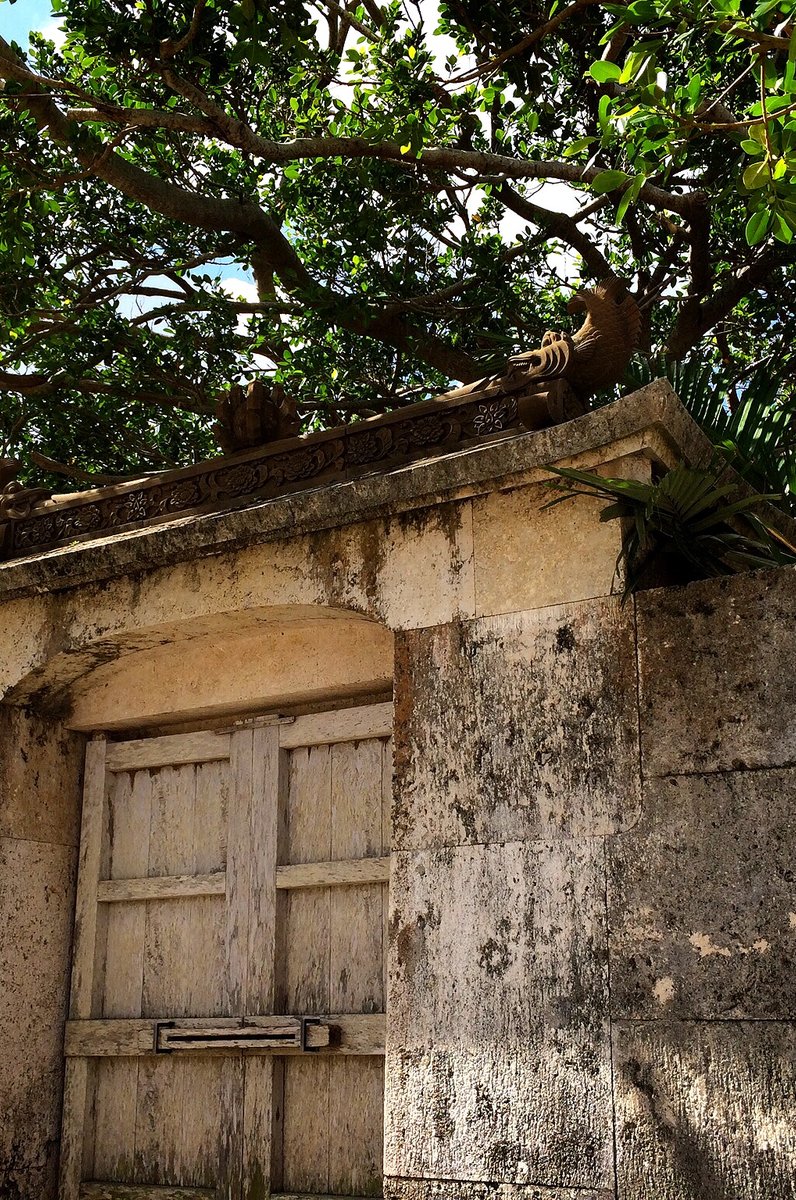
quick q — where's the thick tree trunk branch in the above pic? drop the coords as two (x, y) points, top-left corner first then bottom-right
(0, 37), (482, 382)
(666, 252), (792, 359)
(18, 56), (704, 216)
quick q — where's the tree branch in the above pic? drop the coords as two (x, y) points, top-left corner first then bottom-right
(666, 251), (793, 359)
(50, 78), (703, 216)
(497, 183), (612, 277)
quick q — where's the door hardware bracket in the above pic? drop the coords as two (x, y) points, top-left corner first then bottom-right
(153, 1015), (338, 1054)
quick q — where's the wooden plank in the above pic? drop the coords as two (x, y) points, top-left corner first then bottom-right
(59, 1060), (90, 1200)
(245, 726), (281, 1012)
(217, 734), (253, 1198)
(282, 742), (333, 1195)
(190, 757), (229, 1021)
(70, 738), (108, 1019)
(272, 1194), (377, 1200)
(182, 757), (228, 1188)
(218, 1058), (244, 1200)
(226, 730), (253, 1015)
(94, 769), (152, 1181)
(106, 731), (230, 772)
(328, 1058), (384, 1196)
(282, 1057), (330, 1193)
(275, 857), (390, 890)
(61, 739), (108, 1200)
(279, 703), (393, 749)
(137, 765), (196, 1184)
(97, 872), (226, 903)
(243, 1058), (278, 1200)
(329, 739), (386, 1193)
(80, 1181), (215, 1198)
(283, 746), (332, 1016)
(66, 1019), (155, 1057)
(65, 1013), (385, 1057)
(243, 726), (282, 1200)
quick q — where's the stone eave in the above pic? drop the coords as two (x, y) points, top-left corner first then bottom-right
(0, 380), (726, 601)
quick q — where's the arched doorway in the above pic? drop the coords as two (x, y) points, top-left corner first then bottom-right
(44, 606), (394, 1200)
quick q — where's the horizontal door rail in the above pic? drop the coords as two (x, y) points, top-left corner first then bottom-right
(66, 1012), (385, 1058)
(276, 857), (390, 890)
(80, 1185), (215, 1199)
(97, 872), (226, 903)
(273, 1194), (382, 1200)
(105, 731), (231, 773)
(280, 703), (393, 748)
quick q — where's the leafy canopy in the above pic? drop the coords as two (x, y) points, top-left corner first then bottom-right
(1, 0), (795, 482)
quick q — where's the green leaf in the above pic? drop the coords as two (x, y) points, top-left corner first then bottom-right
(598, 93), (613, 136)
(563, 136), (597, 157)
(741, 139), (765, 156)
(616, 172), (646, 223)
(588, 60), (622, 83)
(591, 169), (630, 193)
(772, 212), (794, 243)
(745, 208), (772, 245)
(743, 160), (770, 190)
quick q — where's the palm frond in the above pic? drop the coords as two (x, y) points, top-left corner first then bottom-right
(620, 358), (795, 515)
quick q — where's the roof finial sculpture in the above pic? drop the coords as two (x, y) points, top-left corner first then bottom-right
(215, 379), (300, 453)
(507, 277), (642, 400)
(0, 458), (51, 519)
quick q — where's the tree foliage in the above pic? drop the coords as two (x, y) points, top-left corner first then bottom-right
(1, 0), (795, 482)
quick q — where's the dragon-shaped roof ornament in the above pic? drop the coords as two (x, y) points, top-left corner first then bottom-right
(505, 276), (642, 400)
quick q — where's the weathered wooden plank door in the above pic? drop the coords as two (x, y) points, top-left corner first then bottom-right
(59, 703), (393, 1200)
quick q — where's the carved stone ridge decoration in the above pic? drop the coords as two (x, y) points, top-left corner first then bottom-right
(1, 278), (639, 561)
(0, 458), (52, 522)
(0, 379), (579, 561)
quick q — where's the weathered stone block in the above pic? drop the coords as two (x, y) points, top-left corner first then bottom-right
(613, 1020), (796, 1200)
(637, 567), (796, 776)
(472, 483), (623, 616)
(393, 599), (639, 850)
(385, 1179), (613, 1200)
(385, 841), (612, 1189)
(0, 837), (76, 1200)
(0, 708), (84, 844)
(608, 771), (796, 1021)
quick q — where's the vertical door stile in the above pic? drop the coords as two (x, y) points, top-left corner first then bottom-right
(243, 724), (284, 1200)
(219, 728), (255, 1200)
(59, 736), (108, 1200)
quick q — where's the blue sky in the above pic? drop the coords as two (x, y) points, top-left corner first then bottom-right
(1, 0), (56, 44)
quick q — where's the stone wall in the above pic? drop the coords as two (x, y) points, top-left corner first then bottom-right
(0, 385), (793, 1199)
(0, 708), (83, 1198)
(386, 564), (796, 1200)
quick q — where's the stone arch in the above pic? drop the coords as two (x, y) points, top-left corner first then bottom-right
(6, 603), (394, 731)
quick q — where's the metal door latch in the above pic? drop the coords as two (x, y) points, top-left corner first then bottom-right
(154, 1015), (337, 1054)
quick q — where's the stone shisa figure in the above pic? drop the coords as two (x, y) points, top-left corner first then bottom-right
(506, 276), (642, 400)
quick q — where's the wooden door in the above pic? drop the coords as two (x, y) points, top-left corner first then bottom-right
(60, 703), (392, 1200)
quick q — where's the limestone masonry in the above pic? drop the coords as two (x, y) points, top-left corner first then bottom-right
(0, 381), (793, 1199)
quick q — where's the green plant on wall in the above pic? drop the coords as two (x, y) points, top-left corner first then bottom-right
(545, 461), (796, 596)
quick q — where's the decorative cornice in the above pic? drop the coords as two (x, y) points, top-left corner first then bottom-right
(0, 377), (582, 562)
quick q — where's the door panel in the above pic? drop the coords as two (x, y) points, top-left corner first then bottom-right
(277, 732), (390, 1198)
(60, 706), (392, 1200)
